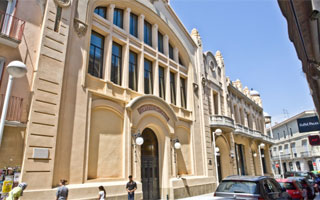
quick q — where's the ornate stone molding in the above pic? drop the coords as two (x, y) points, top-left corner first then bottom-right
(54, 0), (71, 7)
(74, 18), (88, 37)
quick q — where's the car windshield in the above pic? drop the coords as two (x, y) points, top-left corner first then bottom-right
(216, 181), (258, 194)
(279, 182), (295, 190)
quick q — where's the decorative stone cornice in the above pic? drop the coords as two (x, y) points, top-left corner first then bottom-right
(74, 18), (88, 37)
(54, 0), (71, 7)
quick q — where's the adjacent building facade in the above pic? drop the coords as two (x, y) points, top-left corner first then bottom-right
(0, 0), (273, 199)
(200, 47), (274, 183)
(278, 0), (320, 115)
(270, 110), (320, 176)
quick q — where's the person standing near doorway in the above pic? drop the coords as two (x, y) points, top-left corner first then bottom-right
(126, 175), (137, 200)
(56, 179), (68, 200)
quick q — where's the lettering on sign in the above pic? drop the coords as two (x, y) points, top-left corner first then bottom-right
(137, 104), (170, 122)
(297, 116), (320, 133)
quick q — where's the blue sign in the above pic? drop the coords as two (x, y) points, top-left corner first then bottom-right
(297, 116), (320, 133)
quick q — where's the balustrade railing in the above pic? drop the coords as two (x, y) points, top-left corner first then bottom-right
(0, 11), (25, 42)
(0, 94), (24, 122)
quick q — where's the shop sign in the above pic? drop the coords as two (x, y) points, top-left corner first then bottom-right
(297, 116), (320, 133)
(313, 162), (317, 166)
(308, 135), (320, 146)
(275, 163), (279, 168)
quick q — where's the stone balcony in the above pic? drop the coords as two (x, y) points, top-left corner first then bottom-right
(210, 115), (275, 144)
(210, 115), (235, 131)
(0, 11), (25, 48)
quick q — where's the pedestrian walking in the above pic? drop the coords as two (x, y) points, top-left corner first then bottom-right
(6, 182), (27, 200)
(56, 179), (68, 200)
(126, 175), (137, 200)
(98, 186), (106, 200)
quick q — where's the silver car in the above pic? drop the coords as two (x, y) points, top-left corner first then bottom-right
(214, 176), (291, 200)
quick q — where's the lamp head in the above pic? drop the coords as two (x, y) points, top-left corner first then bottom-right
(7, 61), (27, 78)
(215, 147), (220, 153)
(215, 129), (222, 135)
(174, 139), (181, 149)
(260, 143), (265, 148)
(135, 136), (144, 146)
(253, 153), (257, 157)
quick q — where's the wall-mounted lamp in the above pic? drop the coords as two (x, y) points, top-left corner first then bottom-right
(132, 130), (144, 146)
(214, 128), (222, 136)
(172, 139), (181, 150)
(253, 152), (257, 157)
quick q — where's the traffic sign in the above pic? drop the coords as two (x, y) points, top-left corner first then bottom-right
(275, 163), (279, 168)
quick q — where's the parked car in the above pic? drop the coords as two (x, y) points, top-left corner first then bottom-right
(277, 178), (304, 200)
(284, 171), (315, 185)
(287, 177), (315, 199)
(214, 176), (291, 200)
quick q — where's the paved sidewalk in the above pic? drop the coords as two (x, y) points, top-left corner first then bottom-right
(178, 193), (320, 200)
(177, 193), (214, 200)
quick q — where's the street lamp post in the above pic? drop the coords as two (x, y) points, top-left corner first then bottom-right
(259, 143), (265, 176)
(0, 61), (27, 147)
(212, 128), (222, 185)
(279, 150), (284, 178)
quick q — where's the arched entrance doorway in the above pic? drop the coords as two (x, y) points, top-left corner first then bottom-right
(141, 128), (160, 200)
(215, 136), (231, 180)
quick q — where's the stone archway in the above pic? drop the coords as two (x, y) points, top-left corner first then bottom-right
(215, 136), (231, 180)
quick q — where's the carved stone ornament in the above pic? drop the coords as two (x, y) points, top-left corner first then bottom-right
(74, 18), (88, 37)
(54, 0), (71, 7)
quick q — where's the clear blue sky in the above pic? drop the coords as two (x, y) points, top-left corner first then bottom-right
(170, 0), (315, 124)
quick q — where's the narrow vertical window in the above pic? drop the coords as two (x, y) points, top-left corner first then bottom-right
(144, 59), (153, 94)
(180, 77), (186, 108)
(113, 8), (123, 28)
(170, 72), (176, 105)
(0, 58), (5, 83)
(54, 6), (62, 32)
(179, 55), (184, 66)
(158, 32), (164, 53)
(144, 20), (152, 46)
(94, 7), (107, 19)
(129, 51), (138, 91)
(130, 13), (138, 37)
(111, 42), (122, 85)
(88, 31), (104, 78)
(159, 66), (165, 99)
(169, 43), (174, 60)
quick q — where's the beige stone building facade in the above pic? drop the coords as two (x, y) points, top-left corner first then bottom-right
(200, 48), (274, 182)
(0, 0), (274, 199)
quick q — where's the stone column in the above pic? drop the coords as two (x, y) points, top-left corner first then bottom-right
(174, 47), (179, 63)
(104, 34), (112, 82)
(153, 60), (159, 96)
(138, 52), (144, 93)
(163, 34), (169, 57)
(123, 8), (131, 33)
(138, 14), (145, 41)
(165, 67), (170, 104)
(152, 24), (158, 50)
(107, 4), (115, 24)
(122, 43), (130, 87)
(176, 72), (181, 107)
